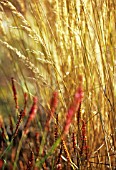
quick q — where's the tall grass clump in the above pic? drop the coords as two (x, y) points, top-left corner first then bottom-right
(0, 0), (115, 169)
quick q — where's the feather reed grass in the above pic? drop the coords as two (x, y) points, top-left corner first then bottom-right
(0, 0), (115, 169)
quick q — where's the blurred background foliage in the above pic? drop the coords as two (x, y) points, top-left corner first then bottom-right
(0, 0), (115, 164)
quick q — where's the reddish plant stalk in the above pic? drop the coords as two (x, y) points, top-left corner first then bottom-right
(81, 119), (87, 141)
(24, 92), (28, 108)
(54, 124), (58, 142)
(45, 91), (58, 132)
(63, 86), (84, 136)
(54, 114), (59, 141)
(80, 119), (88, 158)
(72, 132), (77, 153)
(77, 103), (81, 145)
(77, 103), (81, 127)
(24, 96), (38, 135)
(50, 91), (58, 116)
(13, 110), (23, 138)
(11, 77), (19, 109)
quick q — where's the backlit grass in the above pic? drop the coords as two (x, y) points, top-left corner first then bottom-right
(0, 0), (115, 169)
